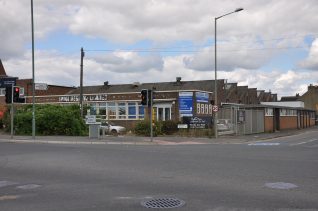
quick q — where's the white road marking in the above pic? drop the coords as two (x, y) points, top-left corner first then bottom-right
(248, 143), (280, 146)
(290, 139), (318, 146)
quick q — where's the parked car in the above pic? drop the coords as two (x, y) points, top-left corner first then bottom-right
(217, 119), (232, 131)
(100, 121), (126, 136)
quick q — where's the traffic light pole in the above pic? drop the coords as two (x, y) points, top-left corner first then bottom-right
(150, 90), (153, 142)
(10, 85), (14, 139)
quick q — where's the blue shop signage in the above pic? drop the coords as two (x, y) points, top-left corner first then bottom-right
(179, 92), (193, 117)
(196, 92), (209, 103)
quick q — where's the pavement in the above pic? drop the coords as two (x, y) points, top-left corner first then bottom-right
(0, 125), (317, 145)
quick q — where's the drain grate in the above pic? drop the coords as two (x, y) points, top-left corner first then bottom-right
(141, 197), (185, 209)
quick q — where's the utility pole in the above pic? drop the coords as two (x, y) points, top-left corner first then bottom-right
(80, 47), (84, 117)
(150, 89), (153, 142)
(31, 0), (36, 139)
(10, 85), (14, 139)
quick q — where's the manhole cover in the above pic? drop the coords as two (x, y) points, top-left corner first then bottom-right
(141, 197), (185, 209)
(265, 182), (298, 190)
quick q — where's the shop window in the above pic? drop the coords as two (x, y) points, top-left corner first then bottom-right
(154, 104), (171, 121)
(165, 108), (170, 120)
(158, 108), (164, 121)
(118, 103), (126, 119)
(107, 102), (116, 119)
(265, 108), (273, 116)
(128, 102), (137, 119)
(139, 105), (145, 119)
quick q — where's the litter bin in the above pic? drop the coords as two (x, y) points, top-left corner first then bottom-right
(88, 123), (101, 139)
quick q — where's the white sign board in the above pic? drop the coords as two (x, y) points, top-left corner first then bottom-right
(177, 124), (188, 129)
(35, 83), (48, 90)
(85, 115), (96, 124)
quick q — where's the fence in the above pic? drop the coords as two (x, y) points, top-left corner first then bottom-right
(218, 106), (265, 135)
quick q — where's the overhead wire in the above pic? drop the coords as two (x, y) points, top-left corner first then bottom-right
(84, 33), (315, 54)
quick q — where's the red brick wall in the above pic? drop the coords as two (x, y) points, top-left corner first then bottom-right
(264, 116), (274, 132)
(280, 116), (297, 130)
(16, 79), (75, 96)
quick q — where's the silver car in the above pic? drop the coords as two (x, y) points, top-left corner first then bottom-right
(100, 121), (126, 136)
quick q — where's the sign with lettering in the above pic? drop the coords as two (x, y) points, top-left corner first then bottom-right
(59, 94), (107, 102)
(35, 83), (48, 90)
(0, 77), (17, 88)
(85, 115), (96, 124)
(182, 116), (213, 129)
(179, 92), (193, 117)
(196, 92), (209, 103)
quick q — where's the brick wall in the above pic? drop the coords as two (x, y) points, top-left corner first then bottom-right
(264, 116), (274, 132)
(280, 116), (298, 130)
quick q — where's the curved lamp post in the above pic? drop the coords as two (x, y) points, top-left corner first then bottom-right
(214, 8), (243, 138)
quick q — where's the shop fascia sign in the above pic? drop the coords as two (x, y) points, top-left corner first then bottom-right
(59, 94), (107, 102)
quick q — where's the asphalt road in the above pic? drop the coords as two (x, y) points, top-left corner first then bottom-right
(0, 130), (317, 211)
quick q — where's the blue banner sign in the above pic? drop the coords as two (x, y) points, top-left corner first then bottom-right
(179, 92), (193, 117)
(0, 77), (17, 88)
(196, 92), (209, 103)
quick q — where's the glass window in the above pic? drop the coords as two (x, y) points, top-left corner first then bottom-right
(128, 103), (137, 119)
(0, 88), (5, 96)
(139, 105), (145, 119)
(90, 103), (97, 115)
(165, 108), (170, 120)
(118, 103), (126, 119)
(265, 108), (273, 116)
(107, 102), (116, 119)
(158, 108), (164, 121)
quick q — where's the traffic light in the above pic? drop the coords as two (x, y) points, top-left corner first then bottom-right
(147, 89), (152, 106)
(5, 87), (12, 104)
(13, 87), (20, 102)
(141, 89), (148, 105)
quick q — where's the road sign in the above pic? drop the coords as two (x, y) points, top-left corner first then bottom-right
(212, 105), (219, 112)
(35, 83), (48, 90)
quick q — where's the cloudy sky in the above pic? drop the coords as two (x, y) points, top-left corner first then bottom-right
(1, 0), (318, 98)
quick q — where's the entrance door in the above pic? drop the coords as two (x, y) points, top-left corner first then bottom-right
(274, 108), (280, 131)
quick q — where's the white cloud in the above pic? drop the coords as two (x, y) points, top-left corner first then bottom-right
(299, 38), (318, 70)
(91, 52), (164, 73)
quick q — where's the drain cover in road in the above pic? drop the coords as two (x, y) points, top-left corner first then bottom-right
(141, 197), (185, 209)
(265, 182), (298, 190)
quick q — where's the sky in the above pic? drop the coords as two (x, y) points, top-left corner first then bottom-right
(1, 0), (318, 99)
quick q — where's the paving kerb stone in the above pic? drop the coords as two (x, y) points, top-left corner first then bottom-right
(0, 126), (316, 145)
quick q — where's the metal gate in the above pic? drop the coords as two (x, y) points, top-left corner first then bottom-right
(218, 106), (265, 135)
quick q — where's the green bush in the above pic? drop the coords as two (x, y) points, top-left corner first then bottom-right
(4, 104), (88, 136)
(134, 120), (178, 136)
(161, 120), (178, 135)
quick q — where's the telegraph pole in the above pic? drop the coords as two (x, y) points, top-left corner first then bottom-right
(80, 47), (84, 117)
(31, 0), (36, 139)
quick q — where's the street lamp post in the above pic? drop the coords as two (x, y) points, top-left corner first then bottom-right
(214, 8), (243, 139)
(31, 0), (36, 139)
